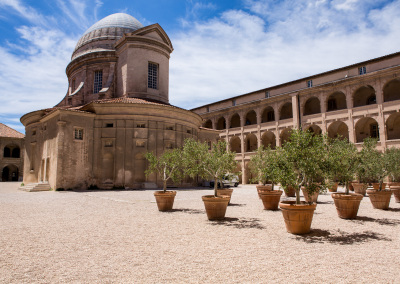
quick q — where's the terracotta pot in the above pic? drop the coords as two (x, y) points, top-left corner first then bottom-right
(259, 190), (283, 210)
(279, 201), (317, 235)
(154, 191), (177, 211)
(388, 182), (400, 188)
(202, 195), (230, 220)
(366, 189), (392, 210)
(391, 186), (400, 203)
(328, 182), (338, 192)
(256, 184), (272, 198)
(331, 192), (363, 219)
(217, 188), (233, 204)
(372, 183), (387, 190)
(352, 183), (367, 196)
(284, 186), (296, 197)
(301, 187), (319, 203)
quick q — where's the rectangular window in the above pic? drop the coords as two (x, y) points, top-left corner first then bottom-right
(232, 99), (236, 106)
(166, 126), (174, 130)
(265, 91), (270, 98)
(267, 111), (274, 121)
(148, 62), (158, 89)
(94, 70), (103, 93)
(105, 123), (114, 128)
(136, 123), (146, 128)
(370, 124), (379, 139)
(359, 66), (366, 75)
(307, 80), (313, 88)
(105, 141), (113, 147)
(206, 106), (210, 112)
(187, 130), (192, 134)
(136, 140), (145, 147)
(74, 128), (83, 140)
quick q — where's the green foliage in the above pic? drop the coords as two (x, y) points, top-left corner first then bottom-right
(326, 137), (359, 194)
(385, 147), (400, 182)
(20, 182), (24, 186)
(358, 138), (390, 190)
(182, 139), (238, 196)
(145, 148), (184, 192)
(280, 129), (327, 204)
(249, 146), (280, 189)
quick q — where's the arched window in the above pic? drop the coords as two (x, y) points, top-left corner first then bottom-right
(280, 103), (293, 120)
(261, 107), (275, 123)
(3, 147), (10, 158)
(303, 97), (321, 115)
(12, 148), (20, 158)
(353, 86), (376, 107)
(245, 110), (257, 126)
(230, 114), (241, 128)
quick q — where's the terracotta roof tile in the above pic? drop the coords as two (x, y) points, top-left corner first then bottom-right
(0, 123), (24, 138)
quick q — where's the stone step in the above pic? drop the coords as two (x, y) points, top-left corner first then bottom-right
(19, 182), (52, 192)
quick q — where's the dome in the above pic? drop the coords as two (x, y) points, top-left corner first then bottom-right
(72, 13), (144, 59)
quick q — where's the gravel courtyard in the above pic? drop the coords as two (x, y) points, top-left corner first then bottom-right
(1, 182), (399, 283)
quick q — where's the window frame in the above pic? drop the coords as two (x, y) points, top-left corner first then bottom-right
(148, 62), (158, 89)
(74, 128), (84, 140)
(93, 70), (103, 93)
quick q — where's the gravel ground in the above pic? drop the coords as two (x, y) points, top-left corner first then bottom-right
(0, 182), (399, 284)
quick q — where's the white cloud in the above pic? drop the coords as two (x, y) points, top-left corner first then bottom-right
(0, 25), (77, 116)
(169, 0), (400, 109)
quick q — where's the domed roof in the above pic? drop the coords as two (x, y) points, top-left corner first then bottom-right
(84, 13), (143, 35)
(72, 13), (144, 59)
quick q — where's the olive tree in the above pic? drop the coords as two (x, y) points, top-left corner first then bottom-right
(385, 147), (400, 182)
(182, 139), (238, 197)
(359, 138), (390, 191)
(249, 146), (281, 190)
(326, 137), (359, 195)
(145, 148), (184, 192)
(280, 129), (326, 204)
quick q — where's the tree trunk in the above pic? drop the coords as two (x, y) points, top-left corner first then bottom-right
(296, 186), (301, 204)
(345, 181), (349, 195)
(163, 180), (167, 193)
(214, 177), (218, 197)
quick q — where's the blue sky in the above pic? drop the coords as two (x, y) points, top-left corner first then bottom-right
(1, 0), (400, 133)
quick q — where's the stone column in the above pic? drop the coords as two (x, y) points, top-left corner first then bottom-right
(291, 94), (300, 129)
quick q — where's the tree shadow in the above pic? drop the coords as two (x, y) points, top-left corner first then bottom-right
(228, 203), (246, 207)
(387, 208), (400, 212)
(317, 201), (334, 205)
(295, 229), (391, 245)
(351, 216), (400, 226)
(210, 217), (266, 230)
(169, 208), (204, 214)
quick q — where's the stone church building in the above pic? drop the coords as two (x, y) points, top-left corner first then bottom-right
(21, 12), (400, 189)
(191, 52), (400, 183)
(0, 123), (24, 182)
(21, 13), (218, 190)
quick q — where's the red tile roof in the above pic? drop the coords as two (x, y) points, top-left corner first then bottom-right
(0, 123), (24, 138)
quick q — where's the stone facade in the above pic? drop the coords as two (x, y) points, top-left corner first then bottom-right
(0, 123), (24, 182)
(21, 13), (219, 190)
(192, 52), (400, 184)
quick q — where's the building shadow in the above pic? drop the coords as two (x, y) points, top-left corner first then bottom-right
(295, 229), (391, 244)
(210, 217), (266, 230)
(351, 216), (400, 226)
